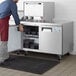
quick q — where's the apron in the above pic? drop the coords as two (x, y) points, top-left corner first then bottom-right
(0, 16), (10, 62)
(0, 16), (10, 41)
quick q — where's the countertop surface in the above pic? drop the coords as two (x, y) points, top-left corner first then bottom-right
(9, 20), (71, 27)
(9, 20), (61, 27)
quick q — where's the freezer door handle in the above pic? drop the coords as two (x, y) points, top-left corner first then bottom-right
(42, 27), (52, 32)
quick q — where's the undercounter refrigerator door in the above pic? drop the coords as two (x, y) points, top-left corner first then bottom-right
(8, 26), (22, 52)
(39, 25), (62, 55)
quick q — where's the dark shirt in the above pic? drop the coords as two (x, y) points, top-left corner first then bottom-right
(0, 0), (20, 25)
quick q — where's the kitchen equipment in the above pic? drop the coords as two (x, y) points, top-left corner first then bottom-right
(21, 21), (73, 59)
(23, 1), (55, 22)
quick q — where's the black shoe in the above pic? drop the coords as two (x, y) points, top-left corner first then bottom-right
(0, 58), (15, 66)
(4, 57), (15, 62)
(0, 61), (5, 65)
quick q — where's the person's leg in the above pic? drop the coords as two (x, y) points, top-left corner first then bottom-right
(0, 40), (9, 63)
(0, 16), (10, 64)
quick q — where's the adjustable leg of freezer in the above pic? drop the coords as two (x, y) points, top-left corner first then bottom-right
(24, 51), (29, 55)
(58, 55), (62, 60)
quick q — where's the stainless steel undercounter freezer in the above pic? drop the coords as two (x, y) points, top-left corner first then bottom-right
(21, 21), (73, 59)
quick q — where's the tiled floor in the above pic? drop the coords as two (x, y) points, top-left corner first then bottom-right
(0, 55), (76, 76)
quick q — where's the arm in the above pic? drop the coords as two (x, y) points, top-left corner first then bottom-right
(10, 2), (20, 25)
(10, 3), (24, 32)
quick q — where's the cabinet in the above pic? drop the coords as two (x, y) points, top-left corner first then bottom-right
(8, 26), (21, 52)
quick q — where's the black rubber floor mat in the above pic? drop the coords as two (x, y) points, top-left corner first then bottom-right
(0, 55), (59, 74)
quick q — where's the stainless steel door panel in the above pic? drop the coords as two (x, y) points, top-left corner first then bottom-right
(39, 26), (62, 54)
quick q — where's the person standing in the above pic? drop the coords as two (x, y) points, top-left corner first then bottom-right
(0, 0), (24, 63)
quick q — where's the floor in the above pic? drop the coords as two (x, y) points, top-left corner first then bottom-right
(0, 55), (76, 76)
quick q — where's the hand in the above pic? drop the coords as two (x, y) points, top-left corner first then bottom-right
(18, 24), (24, 32)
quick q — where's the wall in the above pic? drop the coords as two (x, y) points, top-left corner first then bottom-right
(18, 0), (76, 54)
(52, 0), (76, 54)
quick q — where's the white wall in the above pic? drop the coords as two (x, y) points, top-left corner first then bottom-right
(18, 0), (76, 54)
(52, 0), (76, 54)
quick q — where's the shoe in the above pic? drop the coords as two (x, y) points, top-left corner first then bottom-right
(0, 60), (10, 66)
(0, 61), (4, 65)
(4, 57), (15, 62)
